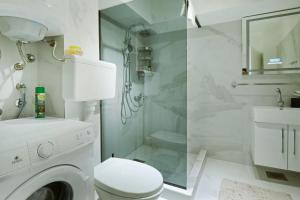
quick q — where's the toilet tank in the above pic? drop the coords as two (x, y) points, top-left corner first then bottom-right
(63, 55), (117, 101)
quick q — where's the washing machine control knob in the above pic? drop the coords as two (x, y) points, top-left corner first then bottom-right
(37, 142), (54, 159)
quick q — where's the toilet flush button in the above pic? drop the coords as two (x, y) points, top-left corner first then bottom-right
(37, 141), (54, 159)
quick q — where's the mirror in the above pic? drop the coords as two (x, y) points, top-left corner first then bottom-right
(242, 8), (300, 75)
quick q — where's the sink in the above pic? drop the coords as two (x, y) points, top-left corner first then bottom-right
(253, 106), (300, 125)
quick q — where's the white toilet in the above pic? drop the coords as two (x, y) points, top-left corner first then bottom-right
(94, 158), (164, 200)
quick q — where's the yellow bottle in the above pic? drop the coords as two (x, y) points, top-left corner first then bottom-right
(65, 45), (83, 56)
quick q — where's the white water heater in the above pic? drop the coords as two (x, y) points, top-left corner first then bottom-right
(0, 0), (64, 41)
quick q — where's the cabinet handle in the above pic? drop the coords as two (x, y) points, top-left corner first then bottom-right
(294, 129), (296, 155)
(282, 128), (284, 154)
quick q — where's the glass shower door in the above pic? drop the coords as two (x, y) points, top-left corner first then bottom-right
(100, 0), (187, 188)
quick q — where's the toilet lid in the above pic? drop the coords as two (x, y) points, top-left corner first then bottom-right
(94, 158), (164, 199)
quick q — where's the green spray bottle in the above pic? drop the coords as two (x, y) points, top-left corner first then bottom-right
(35, 87), (46, 118)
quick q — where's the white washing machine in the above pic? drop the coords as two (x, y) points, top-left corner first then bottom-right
(0, 118), (97, 200)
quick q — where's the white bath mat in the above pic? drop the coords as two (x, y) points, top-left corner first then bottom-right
(219, 179), (293, 200)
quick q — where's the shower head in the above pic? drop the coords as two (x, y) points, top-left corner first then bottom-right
(139, 29), (152, 37)
(129, 24), (146, 32)
(129, 24), (155, 37)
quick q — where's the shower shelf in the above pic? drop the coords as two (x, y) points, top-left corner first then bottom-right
(137, 46), (153, 77)
(138, 56), (152, 60)
(138, 47), (152, 51)
(137, 70), (153, 77)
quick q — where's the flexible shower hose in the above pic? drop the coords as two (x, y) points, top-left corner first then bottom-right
(121, 29), (141, 125)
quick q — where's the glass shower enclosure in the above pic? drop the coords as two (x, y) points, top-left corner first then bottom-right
(100, 0), (187, 188)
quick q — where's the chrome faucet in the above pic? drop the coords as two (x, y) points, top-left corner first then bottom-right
(275, 88), (284, 109)
(134, 93), (144, 107)
(15, 83), (27, 118)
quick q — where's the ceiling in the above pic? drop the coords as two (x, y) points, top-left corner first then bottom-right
(100, 0), (186, 34)
(98, 0), (133, 10)
(193, 0), (300, 26)
(99, 0), (300, 26)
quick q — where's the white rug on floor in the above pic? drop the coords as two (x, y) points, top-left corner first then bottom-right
(219, 179), (293, 200)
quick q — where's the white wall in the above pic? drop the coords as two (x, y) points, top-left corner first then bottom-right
(64, 0), (101, 165)
(187, 20), (300, 165)
(37, 36), (65, 118)
(100, 18), (144, 160)
(0, 34), (37, 120)
(0, 34), (64, 120)
(64, 0), (99, 61)
(143, 30), (187, 138)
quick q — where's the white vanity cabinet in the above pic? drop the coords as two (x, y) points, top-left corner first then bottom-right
(288, 126), (300, 172)
(254, 123), (288, 170)
(253, 106), (300, 172)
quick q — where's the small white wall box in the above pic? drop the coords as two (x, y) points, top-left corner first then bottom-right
(63, 55), (116, 101)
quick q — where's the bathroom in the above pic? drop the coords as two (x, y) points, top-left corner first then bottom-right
(0, 0), (300, 200)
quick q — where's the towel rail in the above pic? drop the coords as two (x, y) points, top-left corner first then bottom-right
(231, 81), (300, 88)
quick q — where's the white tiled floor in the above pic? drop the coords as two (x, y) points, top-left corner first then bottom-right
(96, 158), (300, 200)
(194, 158), (300, 200)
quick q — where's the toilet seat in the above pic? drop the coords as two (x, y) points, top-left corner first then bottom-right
(94, 158), (164, 199)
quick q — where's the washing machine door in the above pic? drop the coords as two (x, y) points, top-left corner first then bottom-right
(6, 165), (93, 200)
